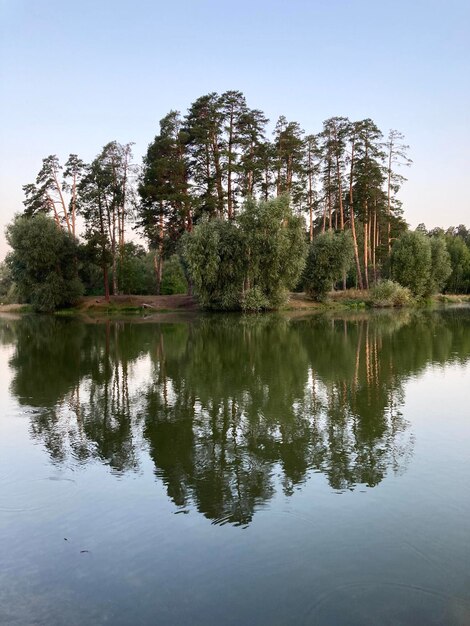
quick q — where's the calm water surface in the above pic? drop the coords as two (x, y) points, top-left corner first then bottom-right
(0, 309), (469, 625)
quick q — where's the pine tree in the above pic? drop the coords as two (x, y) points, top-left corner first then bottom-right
(138, 111), (191, 293)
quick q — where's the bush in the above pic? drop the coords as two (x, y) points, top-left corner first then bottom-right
(241, 287), (270, 312)
(370, 280), (412, 307)
(303, 231), (354, 301)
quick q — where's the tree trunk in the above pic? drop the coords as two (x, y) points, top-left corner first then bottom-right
(363, 216), (369, 290)
(387, 140), (392, 254)
(348, 137), (364, 290)
(227, 108), (234, 219)
(308, 147), (314, 242)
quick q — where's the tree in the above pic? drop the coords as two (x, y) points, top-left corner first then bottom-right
(303, 231), (354, 301)
(138, 111), (191, 294)
(345, 121), (364, 289)
(238, 107), (269, 198)
(391, 231), (432, 297)
(444, 235), (470, 293)
(186, 93), (225, 218)
(0, 261), (15, 303)
(78, 141), (134, 299)
(428, 236), (452, 294)
(352, 119), (385, 288)
(183, 196), (307, 310)
(319, 117), (348, 232)
(6, 214), (83, 312)
(182, 218), (246, 310)
(23, 154), (75, 234)
(63, 154), (86, 237)
(237, 195), (307, 308)
(385, 130), (411, 253)
(303, 134), (321, 241)
(273, 116), (305, 200)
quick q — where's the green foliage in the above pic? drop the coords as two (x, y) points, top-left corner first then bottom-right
(0, 262), (16, 303)
(444, 236), (470, 293)
(391, 231), (432, 297)
(238, 196), (307, 307)
(303, 231), (354, 301)
(241, 287), (270, 312)
(370, 280), (412, 307)
(428, 236), (452, 294)
(182, 218), (246, 310)
(6, 214), (83, 312)
(183, 196), (306, 310)
(116, 244), (155, 295)
(391, 232), (451, 297)
(161, 255), (188, 295)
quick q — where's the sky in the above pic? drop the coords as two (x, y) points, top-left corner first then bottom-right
(0, 0), (469, 259)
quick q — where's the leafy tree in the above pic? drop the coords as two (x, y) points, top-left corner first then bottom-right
(6, 214), (83, 312)
(237, 195), (307, 307)
(161, 255), (188, 295)
(182, 218), (246, 310)
(444, 235), (470, 293)
(0, 261), (15, 303)
(183, 196), (306, 310)
(303, 231), (354, 301)
(428, 236), (452, 294)
(391, 231), (431, 297)
(116, 243), (155, 295)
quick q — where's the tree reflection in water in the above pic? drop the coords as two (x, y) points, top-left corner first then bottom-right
(1, 308), (469, 526)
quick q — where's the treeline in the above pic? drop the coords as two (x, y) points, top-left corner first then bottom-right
(2, 89), (470, 311)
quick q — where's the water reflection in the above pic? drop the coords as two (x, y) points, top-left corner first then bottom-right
(1, 309), (469, 526)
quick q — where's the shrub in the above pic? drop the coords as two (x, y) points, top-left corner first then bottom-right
(241, 287), (270, 312)
(370, 280), (412, 307)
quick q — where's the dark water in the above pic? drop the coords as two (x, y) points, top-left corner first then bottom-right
(0, 309), (469, 626)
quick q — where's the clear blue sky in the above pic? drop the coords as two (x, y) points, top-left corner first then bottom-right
(1, 0), (469, 258)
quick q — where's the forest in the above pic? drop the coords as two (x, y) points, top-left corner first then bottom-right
(2, 90), (470, 312)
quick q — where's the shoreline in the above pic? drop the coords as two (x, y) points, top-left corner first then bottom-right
(1, 291), (469, 317)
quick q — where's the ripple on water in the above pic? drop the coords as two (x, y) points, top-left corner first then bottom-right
(0, 475), (77, 513)
(302, 580), (470, 626)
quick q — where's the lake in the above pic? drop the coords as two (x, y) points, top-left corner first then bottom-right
(0, 308), (469, 625)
